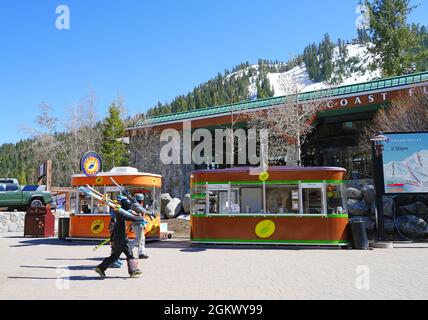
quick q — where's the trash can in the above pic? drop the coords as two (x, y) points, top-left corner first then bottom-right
(349, 219), (369, 250)
(58, 218), (70, 240)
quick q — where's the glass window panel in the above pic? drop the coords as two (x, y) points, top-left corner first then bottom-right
(266, 185), (299, 214)
(240, 187), (263, 213)
(326, 184), (345, 214)
(302, 188), (323, 214)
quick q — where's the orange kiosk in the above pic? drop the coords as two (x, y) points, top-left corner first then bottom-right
(68, 167), (162, 241)
(190, 167), (349, 246)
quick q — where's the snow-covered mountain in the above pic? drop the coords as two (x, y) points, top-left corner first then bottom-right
(230, 44), (381, 99)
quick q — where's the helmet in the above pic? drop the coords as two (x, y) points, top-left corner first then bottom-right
(120, 198), (132, 210)
(135, 194), (145, 202)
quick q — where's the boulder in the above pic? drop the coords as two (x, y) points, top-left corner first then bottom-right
(348, 199), (370, 216)
(347, 188), (362, 200)
(182, 194), (191, 214)
(396, 215), (428, 239)
(165, 198), (184, 219)
(394, 195), (418, 207)
(160, 193), (173, 214)
(397, 202), (427, 220)
(361, 185), (376, 206)
(383, 196), (395, 218)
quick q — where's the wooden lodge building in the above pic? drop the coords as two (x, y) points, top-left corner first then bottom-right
(127, 71), (428, 196)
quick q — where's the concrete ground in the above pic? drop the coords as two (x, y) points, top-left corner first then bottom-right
(1, 232), (427, 300)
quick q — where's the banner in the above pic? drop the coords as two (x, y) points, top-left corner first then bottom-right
(383, 132), (428, 194)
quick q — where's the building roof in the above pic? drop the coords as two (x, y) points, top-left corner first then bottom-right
(131, 71), (428, 129)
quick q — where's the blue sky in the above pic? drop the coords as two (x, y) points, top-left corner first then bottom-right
(0, 0), (427, 144)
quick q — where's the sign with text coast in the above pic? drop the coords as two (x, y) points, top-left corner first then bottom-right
(383, 132), (428, 194)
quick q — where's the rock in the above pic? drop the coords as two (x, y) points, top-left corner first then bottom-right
(361, 185), (376, 206)
(394, 195), (418, 207)
(396, 215), (427, 239)
(3, 213), (10, 220)
(182, 194), (191, 214)
(8, 222), (18, 232)
(10, 214), (17, 222)
(397, 202), (427, 220)
(165, 198), (183, 219)
(350, 216), (376, 232)
(348, 199), (370, 216)
(161, 193), (173, 214)
(383, 196), (395, 218)
(347, 188), (362, 200)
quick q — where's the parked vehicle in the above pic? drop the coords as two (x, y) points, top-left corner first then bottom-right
(0, 179), (52, 211)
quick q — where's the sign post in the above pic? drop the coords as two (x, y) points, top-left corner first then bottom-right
(37, 160), (52, 191)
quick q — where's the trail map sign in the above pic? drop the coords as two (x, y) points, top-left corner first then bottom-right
(383, 132), (428, 194)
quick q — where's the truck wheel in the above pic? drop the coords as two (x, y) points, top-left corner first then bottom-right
(30, 199), (44, 208)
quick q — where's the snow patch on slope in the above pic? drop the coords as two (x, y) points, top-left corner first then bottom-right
(268, 44), (381, 96)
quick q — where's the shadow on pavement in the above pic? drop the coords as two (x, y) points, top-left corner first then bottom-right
(20, 265), (96, 271)
(10, 238), (100, 248)
(46, 258), (104, 262)
(8, 276), (129, 281)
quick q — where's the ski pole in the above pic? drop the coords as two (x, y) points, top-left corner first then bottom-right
(94, 238), (110, 251)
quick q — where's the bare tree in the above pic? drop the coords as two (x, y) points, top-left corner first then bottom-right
(246, 73), (330, 166)
(128, 114), (163, 174)
(360, 91), (428, 152)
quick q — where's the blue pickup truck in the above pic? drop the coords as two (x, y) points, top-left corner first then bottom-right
(0, 179), (52, 211)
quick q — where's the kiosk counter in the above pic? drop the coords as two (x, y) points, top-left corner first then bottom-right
(190, 167), (349, 246)
(69, 167), (162, 241)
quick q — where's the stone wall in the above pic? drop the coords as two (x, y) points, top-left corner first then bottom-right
(0, 212), (26, 233)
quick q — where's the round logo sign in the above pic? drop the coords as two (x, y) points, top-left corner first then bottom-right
(80, 152), (102, 177)
(259, 171), (270, 182)
(255, 220), (276, 239)
(91, 219), (105, 234)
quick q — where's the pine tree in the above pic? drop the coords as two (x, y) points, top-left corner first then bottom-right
(101, 103), (128, 170)
(365, 0), (426, 76)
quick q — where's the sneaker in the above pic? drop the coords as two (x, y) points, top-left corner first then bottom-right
(139, 254), (149, 259)
(95, 267), (106, 280)
(129, 269), (142, 278)
(110, 260), (123, 268)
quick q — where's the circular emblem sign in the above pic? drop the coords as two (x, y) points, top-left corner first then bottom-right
(255, 220), (276, 239)
(80, 152), (102, 177)
(259, 171), (269, 182)
(91, 219), (105, 234)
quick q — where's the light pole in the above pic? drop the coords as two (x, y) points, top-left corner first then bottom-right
(371, 132), (388, 242)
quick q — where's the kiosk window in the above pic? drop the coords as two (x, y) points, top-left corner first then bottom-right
(209, 190), (228, 214)
(302, 188), (323, 214)
(192, 184), (207, 214)
(266, 186), (299, 214)
(240, 187), (263, 214)
(326, 184), (345, 214)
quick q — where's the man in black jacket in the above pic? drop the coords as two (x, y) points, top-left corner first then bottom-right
(95, 198), (145, 279)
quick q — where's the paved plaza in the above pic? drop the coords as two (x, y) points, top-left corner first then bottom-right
(1, 233), (427, 300)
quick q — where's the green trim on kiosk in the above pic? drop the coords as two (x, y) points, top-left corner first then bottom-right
(191, 214), (349, 218)
(191, 238), (350, 245)
(193, 180), (344, 186)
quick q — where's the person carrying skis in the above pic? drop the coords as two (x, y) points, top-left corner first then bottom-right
(95, 197), (145, 279)
(129, 193), (156, 259)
